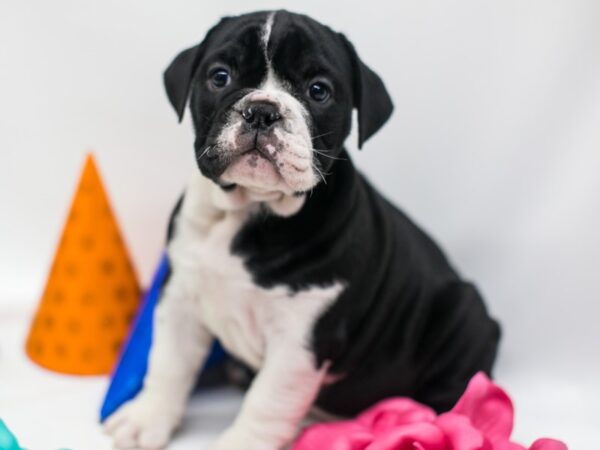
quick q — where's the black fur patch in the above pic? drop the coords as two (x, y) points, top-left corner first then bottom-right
(232, 154), (500, 415)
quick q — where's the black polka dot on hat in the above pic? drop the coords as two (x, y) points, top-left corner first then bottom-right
(101, 315), (115, 329)
(100, 259), (115, 275)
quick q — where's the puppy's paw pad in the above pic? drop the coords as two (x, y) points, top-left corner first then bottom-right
(104, 396), (181, 450)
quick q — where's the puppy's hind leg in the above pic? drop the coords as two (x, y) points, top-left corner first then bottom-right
(414, 281), (500, 413)
(105, 277), (212, 450)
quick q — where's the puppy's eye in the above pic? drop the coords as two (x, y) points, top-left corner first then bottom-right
(308, 82), (331, 102)
(209, 68), (231, 89)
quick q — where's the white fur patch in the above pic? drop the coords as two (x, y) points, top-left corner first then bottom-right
(171, 174), (342, 369)
(106, 173), (343, 450)
(262, 12), (276, 62)
(219, 72), (319, 200)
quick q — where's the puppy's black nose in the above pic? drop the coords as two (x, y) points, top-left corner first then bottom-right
(242, 102), (281, 131)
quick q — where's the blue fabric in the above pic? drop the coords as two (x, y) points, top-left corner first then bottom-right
(100, 254), (226, 422)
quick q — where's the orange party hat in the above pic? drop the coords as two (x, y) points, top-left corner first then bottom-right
(26, 154), (141, 375)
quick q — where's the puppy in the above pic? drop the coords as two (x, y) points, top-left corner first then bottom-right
(105, 10), (500, 450)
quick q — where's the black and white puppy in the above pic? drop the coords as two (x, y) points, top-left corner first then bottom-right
(105, 10), (500, 450)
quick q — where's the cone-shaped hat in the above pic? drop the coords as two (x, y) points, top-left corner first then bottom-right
(26, 154), (141, 375)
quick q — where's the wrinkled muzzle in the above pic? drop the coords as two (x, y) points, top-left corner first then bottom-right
(209, 83), (320, 195)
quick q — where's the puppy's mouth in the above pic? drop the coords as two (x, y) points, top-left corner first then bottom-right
(238, 146), (279, 169)
(220, 138), (287, 192)
(216, 119), (317, 194)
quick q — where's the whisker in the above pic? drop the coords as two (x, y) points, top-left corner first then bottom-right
(198, 146), (212, 160)
(312, 161), (328, 185)
(311, 131), (334, 141)
(312, 148), (347, 161)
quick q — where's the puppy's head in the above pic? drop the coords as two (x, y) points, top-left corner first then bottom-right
(164, 11), (393, 201)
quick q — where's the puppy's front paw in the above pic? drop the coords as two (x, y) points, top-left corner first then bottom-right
(104, 392), (183, 450)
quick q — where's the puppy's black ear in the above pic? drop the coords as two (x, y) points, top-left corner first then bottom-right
(339, 33), (394, 149)
(164, 18), (231, 121)
(164, 44), (205, 121)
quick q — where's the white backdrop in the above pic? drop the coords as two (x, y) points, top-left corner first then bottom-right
(1, 0), (598, 447)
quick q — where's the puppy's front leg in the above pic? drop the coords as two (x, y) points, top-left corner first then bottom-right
(105, 276), (212, 450)
(212, 344), (326, 450)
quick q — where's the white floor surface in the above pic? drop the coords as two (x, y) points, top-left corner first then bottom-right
(1, 304), (596, 450)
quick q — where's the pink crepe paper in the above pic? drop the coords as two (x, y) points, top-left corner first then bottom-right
(293, 372), (567, 450)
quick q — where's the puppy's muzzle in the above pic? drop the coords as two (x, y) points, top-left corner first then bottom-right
(241, 101), (282, 132)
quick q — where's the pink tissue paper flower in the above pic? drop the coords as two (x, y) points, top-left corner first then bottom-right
(293, 372), (567, 450)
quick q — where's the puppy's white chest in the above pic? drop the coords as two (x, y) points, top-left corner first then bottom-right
(170, 211), (262, 368)
(168, 179), (341, 370)
(193, 216), (283, 369)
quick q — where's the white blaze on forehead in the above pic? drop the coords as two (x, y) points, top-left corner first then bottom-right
(262, 12), (276, 64)
(257, 11), (310, 128)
